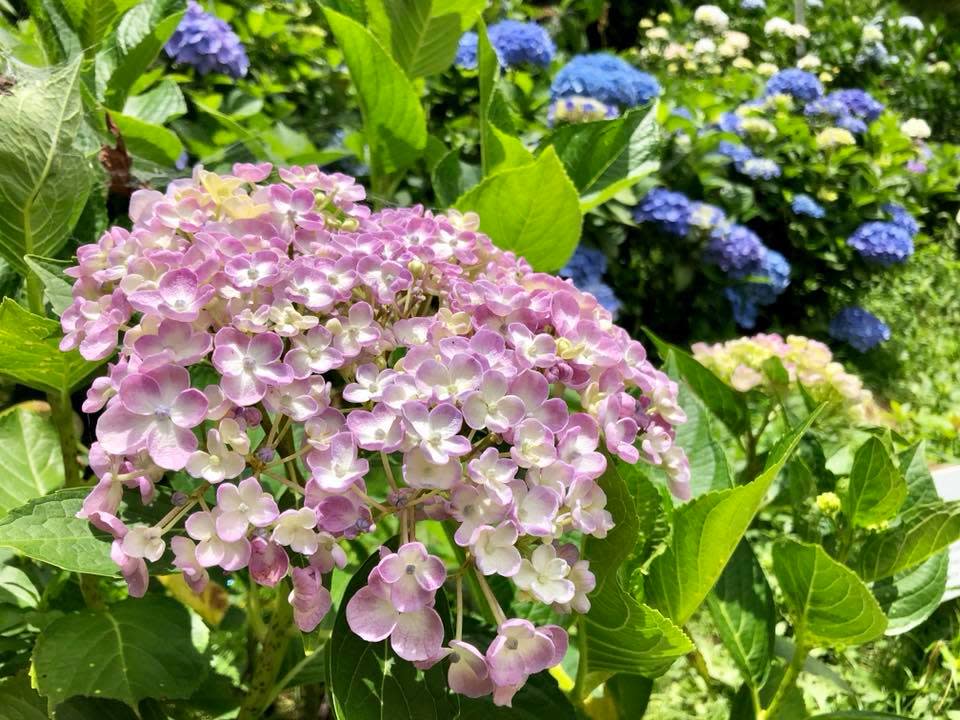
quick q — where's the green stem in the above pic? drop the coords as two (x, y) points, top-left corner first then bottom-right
(571, 615), (589, 706)
(238, 581), (295, 720)
(442, 522), (496, 626)
(761, 637), (808, 720)
(48, 390), (81, 487)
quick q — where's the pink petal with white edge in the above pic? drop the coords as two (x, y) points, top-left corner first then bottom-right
(390, 606), (444, 662)
(448, 640), (494, 698)
(346, 579), (398, 641)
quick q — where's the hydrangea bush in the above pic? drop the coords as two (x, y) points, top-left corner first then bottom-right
(61, 164), (689, 705)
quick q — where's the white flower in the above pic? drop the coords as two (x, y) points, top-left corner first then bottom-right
(789, 23), (810, 39)
(756, 62), (779, 77)
(816, 127), (856, 149)
(664, 42), (688, 60)
(645, 26), (669, 40)
(862, 25), (884, 43)
(900, 117), (931, 139)
(797, 54), (821, 70)
(272, 507), (320, 554)
(732, 57), (754, 69)
(694, 5), (729, 31)
(472, 522), (521, 576)
(764, 17), (793, 36)
(513, 543), (575, 605)
(898, 16), (923, 31)
(693, 38), (717, 55)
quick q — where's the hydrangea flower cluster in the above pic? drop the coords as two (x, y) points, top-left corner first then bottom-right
(558, 246), (622, 316)
(164, 0), (249, 78)
(723, 250), (791, 328)
(632, 188), (692, 236)
(764, 69), (824, 103)
(547, 96), (619, 126)
(456, 21), (555, 70)
(550, 54), (661, 109)
(846, 221), (915, 265)
(804, 89), (885, 134)
(691, 333), (883, 421)
(791, 194), (826, 219)
(828, 306), (891, 352)
(883, 203), (919, 237)
(63, 165), (690, 706)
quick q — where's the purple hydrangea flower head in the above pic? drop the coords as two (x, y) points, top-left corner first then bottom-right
(456, 21), (555, 70)
(883, 203), (919, 237)
(633, 188), (692, 236)
(829, 306), (891, 351)
(741, 0), (766, 9)
(704, 224), (767, 276)
(847, 221), (914, 265)
(737, 157), (781, 180)
(764, 69), (824, 103)
(792, 194), (825, 218)
(829, 89), (884, 122)
(723, 250), (791, 327)
(715, 140), (754, 163)
(165, 1), (249, 78)
(551, 53), (660, 109)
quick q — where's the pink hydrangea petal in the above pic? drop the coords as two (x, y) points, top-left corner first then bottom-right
(390, 606), (444, 662)
(346, 583), (398, 641)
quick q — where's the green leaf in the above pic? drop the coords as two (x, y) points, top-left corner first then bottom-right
(855, 500), (960, 581)
(772, 540), (887, 647)
(431, 150), (480, 208)
(0, 488), (116, 575)
(33, 596), (207, 708)
(111, 111), (183, 165)
(0, 566), (40, 608)
(458, 672), (575, 719)
(538, 107), (661, 212)
(122, 78), (186, 125)
(644, 331), (750, 437)
(22, 255), (74, 316)
(80, 0), (138, 51)
(367, 0), (484, 77)
(645, 406), (823, 625)
(806, 713), (912, 719)
(322, 7), (427, 175)
(0, 407), (65, 518)
(101, 0), (185, 108)
(579, 461), (692, 695)
(899, 442), (940, 507)
(326, 540), (458, 720)
(605, 675), (652, 718)
(706, 541), (775, 687)
(0, 674), (47, 720)
(844, 437), (906, 528)
(0, 57), (93, 275)
(0, 298), (103, 394)
(455, 147), (581, 271)
(872, 551), (948, 635)
(664, 353), (732, 496)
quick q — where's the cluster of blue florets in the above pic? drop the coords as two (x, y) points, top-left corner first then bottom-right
(455, 20), (555, 69)
(741, 0), (766, 10)
(829, 306), (891, 351)
(704, 225), (766, 275)
(847, 221), (915, 265)
(551, 53), (660, 108)
(559, 246), (622, 315)
(883, 203), (920, 237)
(738, 157), (781, 180)
(804, 89), (884, 134)
(633, 188), (693, 236)
(791, 194), (826, 218)
(764, 69), (824, 103)
(715, 140), (754, 163)
(164, 0), (249, 78)
(725, 250), (792, 327)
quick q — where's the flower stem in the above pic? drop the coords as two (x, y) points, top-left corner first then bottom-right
(48, 390), (81, 488)
(238, 580), (295, 720)
(455, 574), (464, 640)
(761, 636), (808, 720)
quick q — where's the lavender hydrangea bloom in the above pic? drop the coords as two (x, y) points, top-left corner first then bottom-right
(829, 89), (884, 122)
(633, 188), (692, 236)
(829, 306), (891, 351)
(847, 221), (914, 265)
(715, 140), (754, 163)
(883, 203), (919, 237)
(805, 89), (883, 134)
(724, 250), (791, 327)
(792, 194), (826, 218)
(737, 157), (781, 180)
(455, 32), (479, 69)
(551, 53), (660, 109)
(764, 69), (824, 103)
(704, 224), (766, 276)
(164, 1), (249, 78)
(456, 21), (555, 70)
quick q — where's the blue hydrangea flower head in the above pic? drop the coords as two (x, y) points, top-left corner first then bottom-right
(165, 0), (249, 78)
(847, 221), (914, 265)
(856, 42), (891, 67)
(883, 203), (919, 237)
(633, 188), (692, 236)
(829, 306), (891, 351)
(671, 107), (694, 121)
(764, 69), (824, 103)
(704, 224), (766, 276)
(581, 280), (622, 316)
(715, 140), (754, 163)
(792, 194), (826, 218)
(741, 0), (766, 10)
(455, 31), (479, 69)
(551, 53), (660, 108)
(829, 89), (884, 122)
(456, 21), (554, 69)
(737, 157), (781, 180)
(724, 250), (791, 327)
(560, 245), (608, 288)
(717, 112), (744, 135)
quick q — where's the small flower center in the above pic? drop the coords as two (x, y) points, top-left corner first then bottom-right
(506, 638), (519, 651)
(243, 357), (257, 371)
(153, 405), (171, 419)
(405, 564), (416, 575)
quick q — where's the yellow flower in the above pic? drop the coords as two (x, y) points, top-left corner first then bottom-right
(639, 18), (654, 28)
(816, 127), (856, 149)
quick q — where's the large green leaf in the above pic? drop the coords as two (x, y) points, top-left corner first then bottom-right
(111, 111), (183, 165)
(100, 0), (185, 107)
(844, 437), (906, 528)
(664, 353), (732, 497)
(706, 541), (775, 688)
(0, 674), (47, 720)
(455, 147), (581, 271)
(538, 107), (661, 211)
(0, 407), (65, 517)
(0, 488), (116, 575)
(322, 7), (427, 175)
(367, 0), (484, 78)
(872, 551), (948, 636)
(33, 597), (207, 708)
(326, 541), (458, 719)
(122, 78), (186, 125)
(773, 540), (887, 647)
(855, 500), (960, 581)
(579, 461), (692, 696)
(0, 57), (93, 275)
(645, 407), (823, 625)
(80, 0), (139, 51)
(22, 255), (74, 316)
(644, 331), (750, 437)
(898, 442), (940, 507)
(0, 298), (103, 394)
